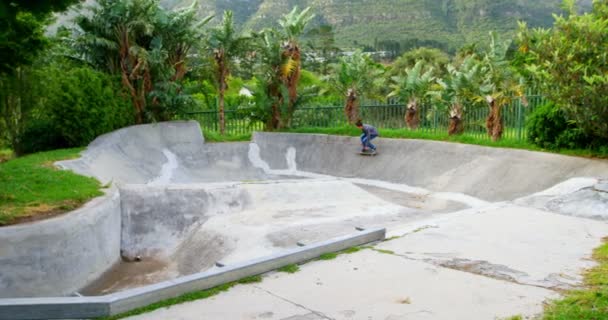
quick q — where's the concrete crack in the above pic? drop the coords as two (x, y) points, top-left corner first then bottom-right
(377, 250), (568, 292)
(254, 285), (335, 320)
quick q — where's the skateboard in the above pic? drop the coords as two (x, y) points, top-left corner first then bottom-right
(358, 150), (378, 156)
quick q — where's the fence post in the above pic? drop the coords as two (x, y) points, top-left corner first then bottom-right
(517, 99), (523, 141)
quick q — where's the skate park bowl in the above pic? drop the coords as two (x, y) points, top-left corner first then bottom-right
(1, 120), (608, 319)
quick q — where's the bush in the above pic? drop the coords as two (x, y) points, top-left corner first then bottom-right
(526, 102), (590, 149)
(15, 118), (67, 155)
(47, 67), (133, 146)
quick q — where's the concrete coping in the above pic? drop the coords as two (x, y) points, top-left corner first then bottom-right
(0, 227), (386, 320)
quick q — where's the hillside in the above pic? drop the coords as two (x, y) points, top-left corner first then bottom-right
(162, 0), (592, 52)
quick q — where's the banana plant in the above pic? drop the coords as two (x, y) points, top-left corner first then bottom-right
(250, 7), (314, 130)
(327, 50), (383, 124)
(388, 60), (435, 129)
(479, 31), (527, 141)
(429, 55), (485, 135)
(278, 7), (314, 110)
(208, 11), (250, 135)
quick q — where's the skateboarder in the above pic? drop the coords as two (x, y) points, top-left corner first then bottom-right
(355, 120), (378, 153)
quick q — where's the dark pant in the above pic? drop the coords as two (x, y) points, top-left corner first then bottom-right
(360, 133), (377, 150)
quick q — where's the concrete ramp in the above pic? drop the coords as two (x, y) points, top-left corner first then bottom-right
(4, 121), (608, 320)
(58, 121), (269, 185)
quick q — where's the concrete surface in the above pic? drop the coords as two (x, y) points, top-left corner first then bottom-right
(0, 228), (385, 320)
(376, 204), (608, 290)
(127, 249), (556, 320)
(2, 121), (608, 320)
(0, 189), (121, 298)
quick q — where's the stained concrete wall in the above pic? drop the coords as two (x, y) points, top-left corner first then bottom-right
(251, 132), (608, 201)
(119, 184), (250, 260)
(0, 190), (121, 298)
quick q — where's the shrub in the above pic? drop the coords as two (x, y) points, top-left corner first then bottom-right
(15, 117), (67, 155)
(526, 102), (590, 149)
(45, 67), (133, 147)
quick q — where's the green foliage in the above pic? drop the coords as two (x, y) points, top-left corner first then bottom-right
(318, 252), (338, 260)
(526, 102), (591, 150)
(0, 12), (48, 75)
(277, 264), (300, 273)
(518, 1), (608, 141)
(542, 240), (608, 319)
(431, 56), (485, 113)
(389, 47), (449, 78)
(73, 0), (207, 123)
(278, 6), (315, 41)
(16, 118), (67, 155)
(248, 7), (315, 130)
(0, 148), (102, 225)
(328, 50), (384, 98)
(388, 60), (436, 103)
(0, 0), (80, 74)
(0, 66), (44, 153)
(42, 66), (133, 148)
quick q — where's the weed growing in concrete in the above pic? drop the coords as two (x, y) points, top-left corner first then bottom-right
(98, 275), (264, 320)
(237, 275), (263, 284)
(318, 252), (338, 260)
(278, 264), (300, 273)
(342, 246), (362, 254)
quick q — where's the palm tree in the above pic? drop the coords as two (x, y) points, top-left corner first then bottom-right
(480, 32), (527, 141)
(329, 50), (383, 124)
(208, 11), (249, 135)
(278, 7), (314, 111)
(388, 60), (435, 129)
(250, 7), (314, 130)
(73, 0), (207, 123)
(430, 56), (485, 135)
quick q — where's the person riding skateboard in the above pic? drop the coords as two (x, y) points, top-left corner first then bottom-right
(355, 119), (378, 153)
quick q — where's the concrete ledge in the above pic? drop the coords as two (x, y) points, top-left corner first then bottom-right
(0, 227), (385, 320)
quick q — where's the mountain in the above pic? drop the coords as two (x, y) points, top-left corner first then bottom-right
(162, 0), (593, 53)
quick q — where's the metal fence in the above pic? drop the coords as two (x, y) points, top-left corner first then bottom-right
(184, 92), (545, 141)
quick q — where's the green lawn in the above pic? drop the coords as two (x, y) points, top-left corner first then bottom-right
(0, 148), (103, 225)
(543, 240), (608, 319)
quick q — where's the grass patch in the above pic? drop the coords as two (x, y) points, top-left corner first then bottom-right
(318, 252), (338, 260)
(236, 275), (262, 284)
(286, 126), (608, 159)
(0, 148), (103, 226)
(277, 264), (300, 274)
(542, 239), (608, 319)
(203, 131), (252, 142)
(316, 246), (366, 261)
(97, 274), (265, 320)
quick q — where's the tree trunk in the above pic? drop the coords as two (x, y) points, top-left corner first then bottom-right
(344, 88), (359, 124)
(279, 41), (301, 129)
(405, 98), (420, 129)
(215, 50), (228, 135)
(266, 82), (283, 131)
(448, 103), (464, 135)
(485, 96), (503, 141)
